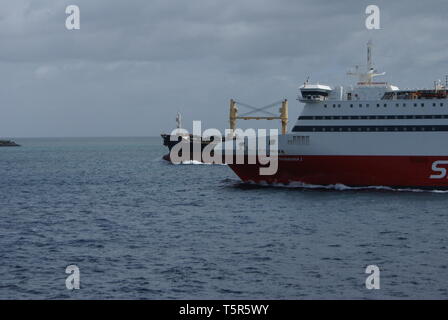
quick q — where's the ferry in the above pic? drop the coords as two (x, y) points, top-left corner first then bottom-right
(228, 41), (448, 188)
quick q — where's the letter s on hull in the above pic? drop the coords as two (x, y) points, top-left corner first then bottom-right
(430, 160), (448, 179)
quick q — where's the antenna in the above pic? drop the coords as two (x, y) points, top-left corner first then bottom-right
(176, 112), (182, 129)
(367, 40), (373, 70)
(304, 76), (310, 87)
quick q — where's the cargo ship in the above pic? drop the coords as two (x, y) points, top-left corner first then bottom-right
(161, 113), (228, 163)
(161, 133), (224, 162)
(228, 41), (448, 188)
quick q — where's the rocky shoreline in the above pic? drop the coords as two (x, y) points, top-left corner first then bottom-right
(0, 139), (20, 147)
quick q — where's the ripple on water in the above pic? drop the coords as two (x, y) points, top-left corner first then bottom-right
(0, 137), (447, 299)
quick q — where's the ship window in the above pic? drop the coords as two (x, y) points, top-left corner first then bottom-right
(292, 135), (310, 145)
(350, 104), (353, 108)
(376, 104), (380, 107)
(384, 104), (387, 107)
(338, 104), (341, 108)
(421, 103), (425, 107)
(324, 104), (327, 108)
(433, 103), (436, 107)
(403, 103), (406, 107)
(414, 103), (417, 107)
(366, 104), (370, 107)
(396, 103), (399, 107)
(441, 103), (444, 107)
(333, 104), (336, 108)
(359, 104), (362, 107)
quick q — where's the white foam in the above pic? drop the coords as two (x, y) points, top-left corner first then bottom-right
(181, 160), (210, 165)
(176, 160), (227, 166)
(243, 181), (448, 193)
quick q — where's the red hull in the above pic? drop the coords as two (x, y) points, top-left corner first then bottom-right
(228, 155), (448, 188)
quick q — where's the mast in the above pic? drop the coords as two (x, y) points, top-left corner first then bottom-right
(367, 40), (373, 71)
(347, 40), (385, 85)
(176, 112), (182, 129)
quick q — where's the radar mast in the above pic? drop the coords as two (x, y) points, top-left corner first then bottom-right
(347, 40), (386, 85)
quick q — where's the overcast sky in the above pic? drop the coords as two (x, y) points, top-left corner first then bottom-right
(1, 0), (448, 137)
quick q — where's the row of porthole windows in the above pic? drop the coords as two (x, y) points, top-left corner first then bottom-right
(298, 114), (448, 120)
(324, 102), (445, 108)
(313, 127), (438, 132)
(292, 126), (448, 132)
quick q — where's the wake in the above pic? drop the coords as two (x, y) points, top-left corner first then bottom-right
(240, 181), (448, 193)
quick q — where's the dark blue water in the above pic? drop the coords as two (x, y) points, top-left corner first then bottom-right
(1, 137), (447, 299)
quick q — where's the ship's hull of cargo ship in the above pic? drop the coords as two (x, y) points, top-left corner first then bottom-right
(161, 133), (231, 163)
(229, 155), (448, 189)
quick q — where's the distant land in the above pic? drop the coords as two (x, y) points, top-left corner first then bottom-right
(0, 139), (20, 147)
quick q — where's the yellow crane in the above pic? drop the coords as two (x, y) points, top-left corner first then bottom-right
(229, 99), (288, 136)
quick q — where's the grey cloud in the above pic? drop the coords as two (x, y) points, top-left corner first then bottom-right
(1, 0), (448, 137)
